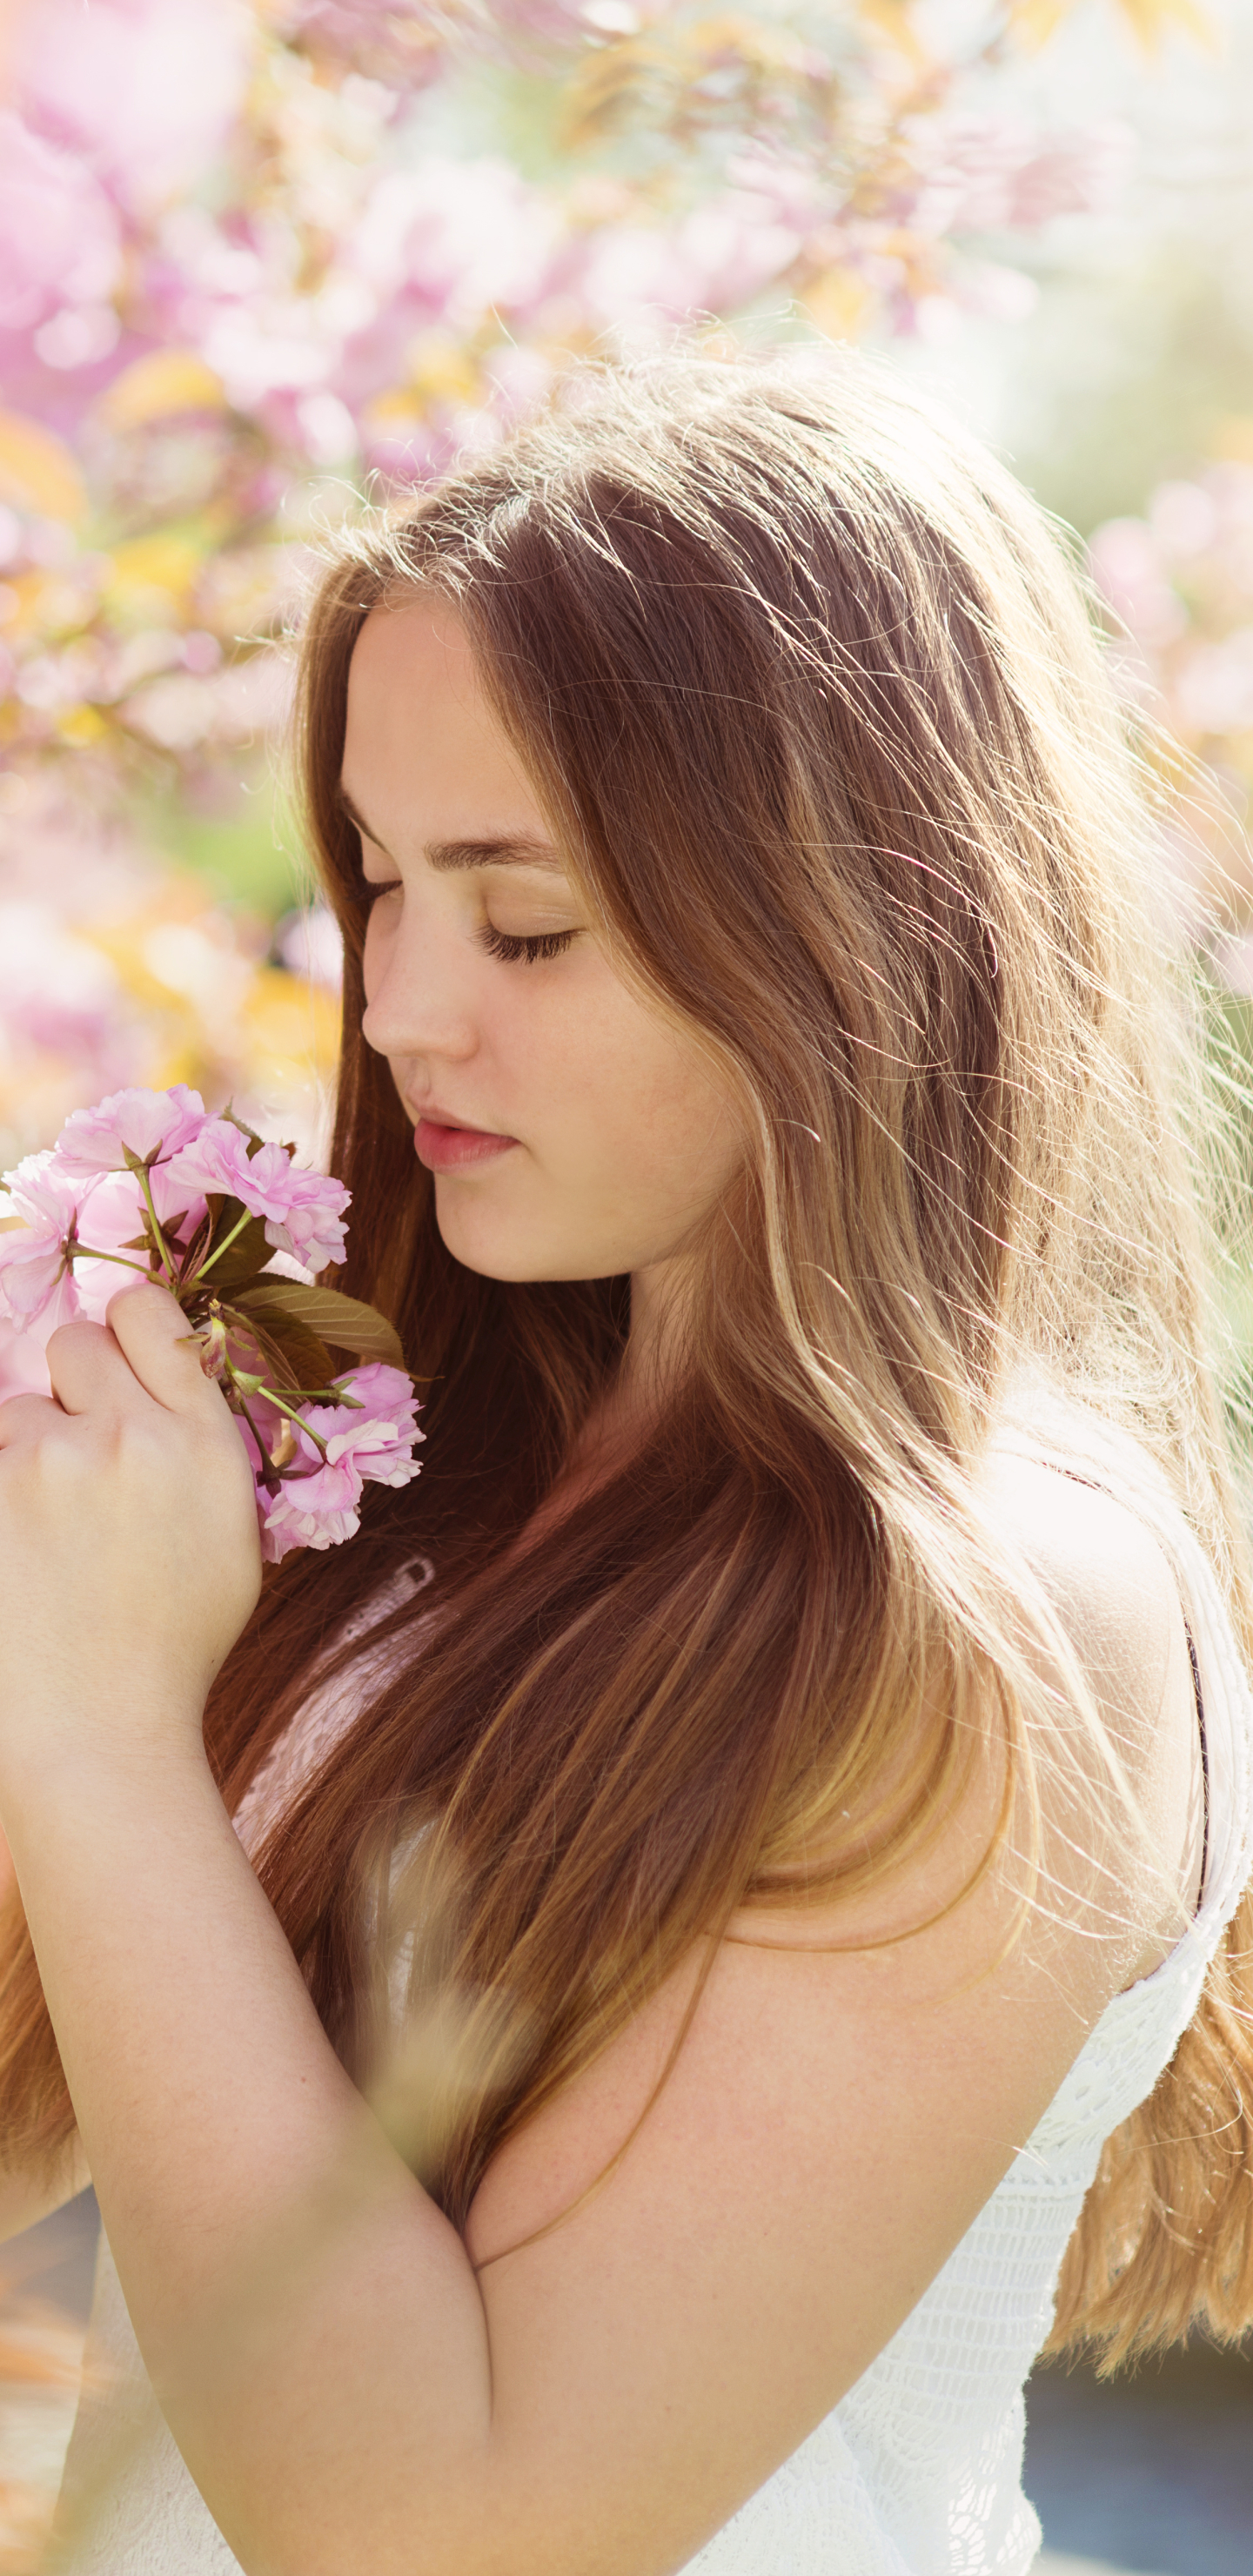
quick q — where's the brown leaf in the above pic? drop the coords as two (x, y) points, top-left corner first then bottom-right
(245, 1306), (336, 1393)
(237, 1281), (406, 1370)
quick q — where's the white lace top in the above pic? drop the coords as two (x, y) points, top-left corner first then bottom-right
(50, 1422), (1253, 2576)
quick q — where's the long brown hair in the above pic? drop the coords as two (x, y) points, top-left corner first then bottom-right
(3, 351), (1252, 2364)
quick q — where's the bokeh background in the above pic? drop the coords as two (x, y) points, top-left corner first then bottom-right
(2, 0), (1252, 2568)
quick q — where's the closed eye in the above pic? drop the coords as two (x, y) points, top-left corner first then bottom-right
(480, 926), (578, 965)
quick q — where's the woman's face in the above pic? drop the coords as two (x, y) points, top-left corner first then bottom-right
(342, 598), (744, 1289)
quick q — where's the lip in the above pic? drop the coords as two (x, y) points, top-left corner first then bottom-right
(412, 1110), (519, 1173)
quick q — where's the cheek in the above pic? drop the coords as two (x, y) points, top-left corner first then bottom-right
(553, 978), (744, 1197)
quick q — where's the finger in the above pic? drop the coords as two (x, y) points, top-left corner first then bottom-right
(105, 1283), (224, 1419)
(44, 1321), (134, 1419)
(0, 1392), (63, 1449)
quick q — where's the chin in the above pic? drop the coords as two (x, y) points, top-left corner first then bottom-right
(433, 1211), (620, 1286)
(434, 1208), (571, 1285)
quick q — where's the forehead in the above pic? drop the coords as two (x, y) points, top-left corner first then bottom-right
(342, 597), (547, 845)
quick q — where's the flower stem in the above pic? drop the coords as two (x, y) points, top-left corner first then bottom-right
(234, 1392), (284, 1495)
(69, 1245), (157, 1278)
(251, 1385), (331, 1452)
(186, 1205), (255, 1287)
(136, 1167), (178, 1287)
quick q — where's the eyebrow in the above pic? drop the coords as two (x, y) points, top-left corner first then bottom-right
(338, 783), (566, 875)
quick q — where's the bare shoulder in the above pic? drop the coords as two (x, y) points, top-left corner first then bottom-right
(980, 1445), (1191, 1738)
(980, 1444), (1203, 1967)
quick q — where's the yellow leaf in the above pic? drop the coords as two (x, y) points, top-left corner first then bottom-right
(97, 351), (228, 432)
(0, 411), (87, 523)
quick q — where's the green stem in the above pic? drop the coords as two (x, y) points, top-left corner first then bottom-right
(231, 1381), (332, 1489)
(251, 1385), (331, 1452)
(136, 1166), (177, 1287)
(185, 1205), (255, 1288)
(69, 1245), (159, 1278)
(234, 1392), (285, 1496)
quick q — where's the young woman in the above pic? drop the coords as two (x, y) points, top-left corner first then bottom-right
(0, 352), (1250, 2576)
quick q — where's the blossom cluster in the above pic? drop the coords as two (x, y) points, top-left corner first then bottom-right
(0, 0), (1140, 819)
(0, 1085), (421, 1561)
(1088, 449), (1253, 982)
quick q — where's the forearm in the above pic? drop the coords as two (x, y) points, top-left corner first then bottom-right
(0, 1727), (496, 2574)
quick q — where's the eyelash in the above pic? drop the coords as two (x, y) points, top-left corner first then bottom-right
(358, 882), (575, 966)
(479, 925), (577, 965)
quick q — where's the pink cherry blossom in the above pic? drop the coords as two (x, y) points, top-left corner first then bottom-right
(322, 1364), (424, 1479)
(164, 1122), (349, 1272)
(0, 1153), (85, 1329)
(64, 1164), (211, 1320)
(0, 1318), (53, 1405)
(0, 1096), (413, 1557)
(54, 1083), (211, 1176)
(257, 1452), (365, 1560)
(251, 1364), (423, 1560)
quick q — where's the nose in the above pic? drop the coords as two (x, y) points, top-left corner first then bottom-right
(360, 902), (479, 1069)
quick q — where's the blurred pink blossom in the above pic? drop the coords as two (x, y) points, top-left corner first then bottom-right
(1175, 631), (1253, 739)
(0, 902), (133, 1091)
(276, 908), (344, 990)
(0, 112), (122, 332)
(909, 117), (1133, 240)
(14, 0), (248, 217)
(1149, 480), (1220, 563)
(0, 0), (1176, 1130)
(281, 0), (448, 88)
(1088, 518), (1188, 651)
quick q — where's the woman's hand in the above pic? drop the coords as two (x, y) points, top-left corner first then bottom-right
(0, 1284), (262, 1774)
